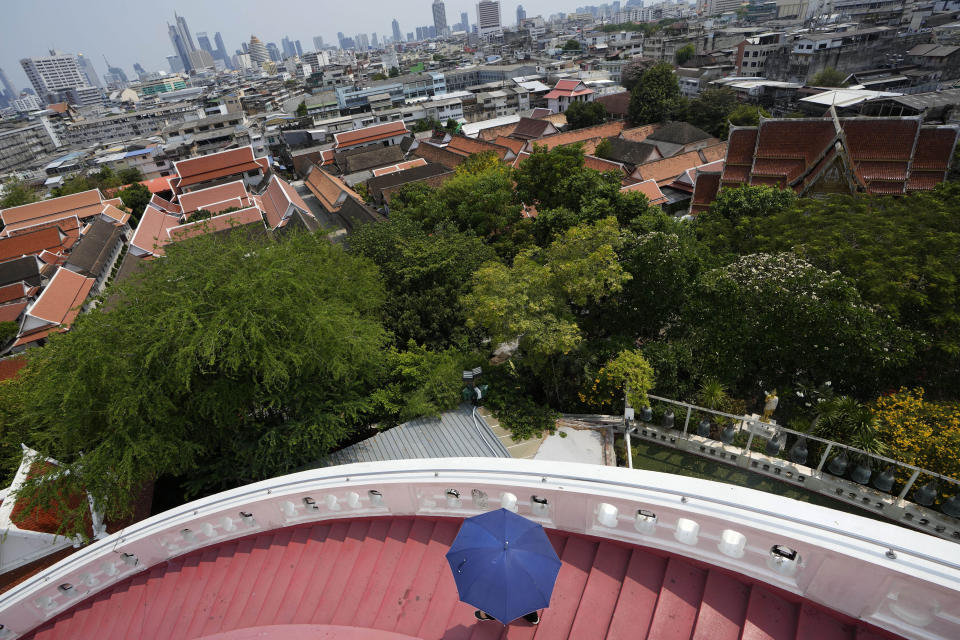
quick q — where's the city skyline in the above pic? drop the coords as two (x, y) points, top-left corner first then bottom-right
(0, 0), (576, 91)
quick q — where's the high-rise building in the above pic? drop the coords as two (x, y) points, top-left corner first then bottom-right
(517, 4), (526, 24)
(0, 66), (17, 107)
(267, 42), (282, 62)
(168, 12), (197, 72)
(75, 54), (101, 88)
(197, 32), (215, 57)
(167, 55), (184, 73)
(295, 40), (303, 57)
(20, 53), (88, 103)
(248, 35), (269, 67)
(477, 1), (502, 36)
(103, 57), (129, 87)
(392, 19), (402, 43)
(282, 36), (296, 59)
(176, 13), (196, 52)
(214, 33), (232, 69)
(432, 0), (449, 37)
(371, 33), (379, 49)
(407, 32), (414, 41)
(337, 32), (346, 49)
(133, 62), (146, 77)
(461, 12), (469, 32)
(313, 36), (324, 50)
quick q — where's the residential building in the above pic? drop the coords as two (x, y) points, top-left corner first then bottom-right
(905, 44), (960, 81)
(170, 146), (269, 194)
(0, 122), (60, 174)
(545, 79), (595, 114)
(11, 95), (42, 113)
(20, 53), (97, 105)
(735, 32), (785, 78)
(249, 36), (269, 68)
(517, 4), (527, 24)
(137, 76), (187, 96)
(60, 103), (204, 147)
(433, 0), (449, 37)
(477, 0), (503, 37)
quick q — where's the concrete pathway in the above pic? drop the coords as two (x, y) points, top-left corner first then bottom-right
(475, 407), (545, 459)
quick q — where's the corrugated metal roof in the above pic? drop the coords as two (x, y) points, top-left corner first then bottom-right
(320, 405), (509, 467)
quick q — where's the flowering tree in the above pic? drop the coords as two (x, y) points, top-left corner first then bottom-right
(685, 253), (918, 396)
(874, 388), (960, 482)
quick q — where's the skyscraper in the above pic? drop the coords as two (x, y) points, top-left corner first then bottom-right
(267, 42), (282, 62)
(133, 62), (146, 76)
(461, 12), (469, 32)
(476, 1), (502, 36)
(197, 32), (216, 58)
(76, 54), (101, 88)
(337, 32), (346, 49)
(517, 4), (526, 24)
(371, 33), (379, 49)
(248, 35), (269, 67)
(392, 19), (402, 44)
(313, 36), (324, 50)
(282, 36), (296, 59)
(103, 57), (129, 85)
(0, 66), (18, 102)
(432, 0), (449, 37)
(20, 53), (87, 103)
(167, 55), (184, 73)
(176, 13), (197, 52)
(214, 32), (232, 69)
(295, 40), (303, 57)
(169, 24), (192, 72)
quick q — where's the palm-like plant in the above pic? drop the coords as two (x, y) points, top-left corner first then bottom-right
(696, 379), (730, 437)
(813, 396), (888, 481)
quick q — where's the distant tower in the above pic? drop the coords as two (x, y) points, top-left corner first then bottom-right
(313, 35), (324, 50)
(295, 40), (303, 57)
(476, 1), (502, 36)
(392, 19), (402, 43)
(133, 62), (146, 76)
(432, 0), (449, 37)
(517, 4), (526, 24)
(248, 35), (269, 67)
(461, 11), (469, 32)
(76, 53), (102, 87)
(0, 66), (18, 101)
(196, 32), (215, 57)
(214, 32), (232, 69)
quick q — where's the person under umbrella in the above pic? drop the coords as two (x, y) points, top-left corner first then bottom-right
(445, 507), (562, 626)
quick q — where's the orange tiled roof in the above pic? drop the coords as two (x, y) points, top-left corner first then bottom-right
(129, 207), (181, 256)
(0, 190), (103, 230)
(0, 356), (27, 381)
(178, 181), (250, 215)
(620, 124), (661, 143)
(0, 282), (30, 304)
(446, 136), (514, 160)
(305, 165), (361, 212)
(25, 267), (94, 327)
(633, 150), (711, 186)
(334, 121), (408, 148)
(371, 158), (429, 177)
(690, 172), (722, 214)
(527, 121), (626, 154)
(494, 136), (526, 155)
(584, 155), (627, 175)
(173, 148), (265, 189)
(0, 227), (67, 263)
(167, 207), (265, 242)
(620, 179), (667, 205)
(0, 300), (28, 324)
(259, 175), (312, 229)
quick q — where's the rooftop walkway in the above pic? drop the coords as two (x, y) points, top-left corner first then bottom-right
(26, 516), (901, 640)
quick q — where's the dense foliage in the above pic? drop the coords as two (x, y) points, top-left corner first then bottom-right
(6, 141), (960, 534)
(564, 100), (608, 130)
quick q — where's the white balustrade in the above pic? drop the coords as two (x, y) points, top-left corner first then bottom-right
(0, 459), (956, 640)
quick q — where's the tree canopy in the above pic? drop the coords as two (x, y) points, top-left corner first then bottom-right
(565, 100), (607, 129)
(628, 62), (684, 125)
(810, 67), (848, 87)
(0, 178), (39, 210)
(675, 43), (695, 65)
(0, 230), (461, 535)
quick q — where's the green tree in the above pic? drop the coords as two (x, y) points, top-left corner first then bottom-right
(563, 39), (581, 51)
(675, 43), (695, 65)
(594, 138), (613, 159)
(389, 66), (400, 77)
(686, 87), (738, 138)
(463, 218), (630, 399)
(118, 182), (152, 222)
(0, 230), (397, 535)
(628, 62), (686, 125)
(0, 178), (39, 209)
(810, 67), (848, 87)
(565, 100), (608, 129)
(370, 72), (387, 81)
(728, 104), (770, 128)
(296, 100), (308, 117)
(350, 217), (497, 349)
(684, 253), (917, 396)
(52, 174), (93, 197)
(0, 321), (18, 345)
(117, 167), (143, 185)
(621, 57), (655, 92)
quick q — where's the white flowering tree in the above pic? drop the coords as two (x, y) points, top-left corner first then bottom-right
(685, 253), (918, 396)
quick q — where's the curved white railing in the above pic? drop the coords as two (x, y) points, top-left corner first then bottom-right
(1, 458), (959, 640)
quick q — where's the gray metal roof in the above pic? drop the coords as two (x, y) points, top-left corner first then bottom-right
(320, 405), (509, 467)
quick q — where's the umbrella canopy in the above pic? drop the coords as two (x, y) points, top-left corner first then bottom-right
(445, 508), (562, 624)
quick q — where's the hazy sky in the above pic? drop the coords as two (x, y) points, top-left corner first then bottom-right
(1, 0), (580, 91)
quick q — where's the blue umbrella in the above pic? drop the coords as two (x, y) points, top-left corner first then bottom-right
(445, 508), (562, 624)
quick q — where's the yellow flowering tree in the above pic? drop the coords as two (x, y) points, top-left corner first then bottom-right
(873, 388), (960, 484)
